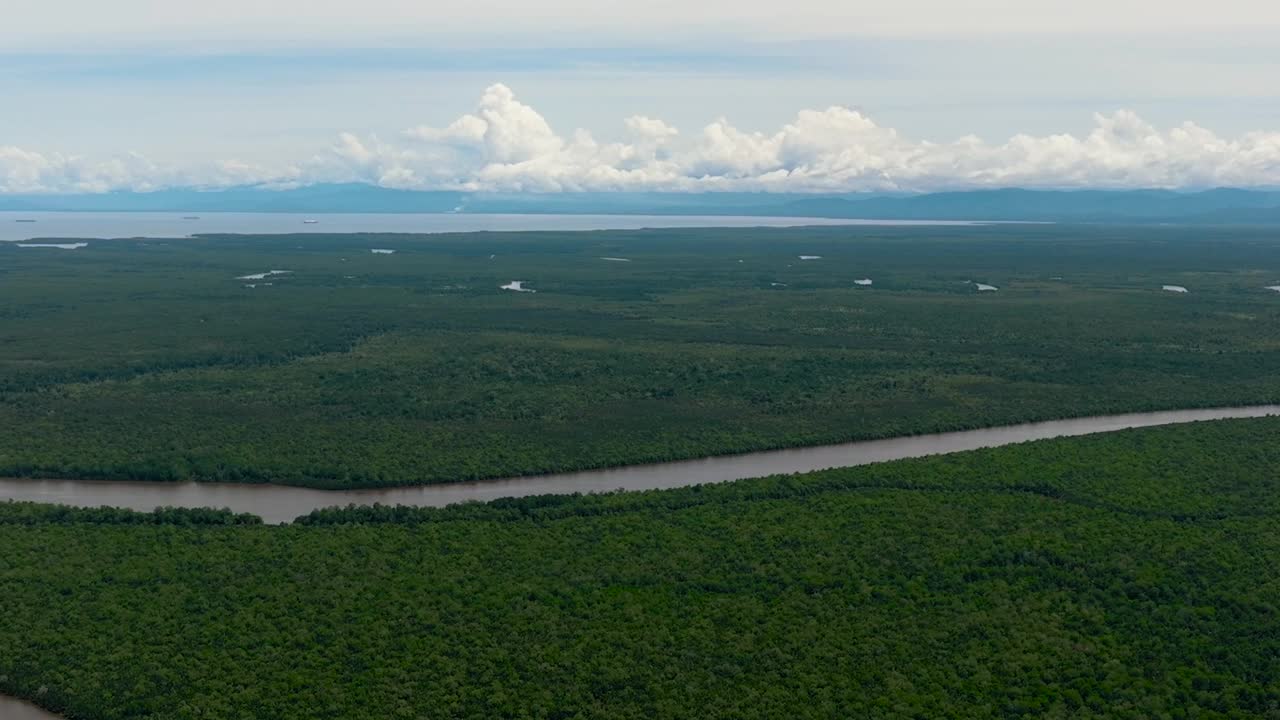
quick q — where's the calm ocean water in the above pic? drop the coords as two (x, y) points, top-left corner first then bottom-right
(0, 212), (985, 242)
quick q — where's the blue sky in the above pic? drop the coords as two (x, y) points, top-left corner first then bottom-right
(3, 0), (1280, 193)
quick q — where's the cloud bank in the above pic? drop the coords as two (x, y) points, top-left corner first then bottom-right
(5, 84), (1280, 194)
(0, 147), (288, 195)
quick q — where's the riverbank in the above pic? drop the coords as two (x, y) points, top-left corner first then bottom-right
(4, 404), (1277, 524)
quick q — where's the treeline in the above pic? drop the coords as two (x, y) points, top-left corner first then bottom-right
(0, 501), (262, 526)
(296, 415), (1280, 525)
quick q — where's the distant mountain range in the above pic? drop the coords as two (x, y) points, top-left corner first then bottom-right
(3, 185), (1280, 223)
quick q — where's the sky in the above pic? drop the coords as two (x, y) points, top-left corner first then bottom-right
(3, 0), (1280, 194)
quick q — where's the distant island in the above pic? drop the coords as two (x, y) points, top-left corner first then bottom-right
(3, 185), (1280, 224)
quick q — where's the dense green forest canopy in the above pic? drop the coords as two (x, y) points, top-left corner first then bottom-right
(2, 224), (1279, 488)
(2, 417), (1279, 718)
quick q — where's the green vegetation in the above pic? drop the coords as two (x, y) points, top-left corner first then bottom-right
(0, 502), (261, 526)
(2, 417), (1279, 718)
(3, 224), (1280, 488)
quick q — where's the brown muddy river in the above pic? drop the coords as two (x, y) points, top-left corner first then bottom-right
(3, 405), (1277, 525)
(0, 694), (62, 720)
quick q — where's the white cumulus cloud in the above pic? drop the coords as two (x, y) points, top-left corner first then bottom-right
(4, 83), (1280, 194)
